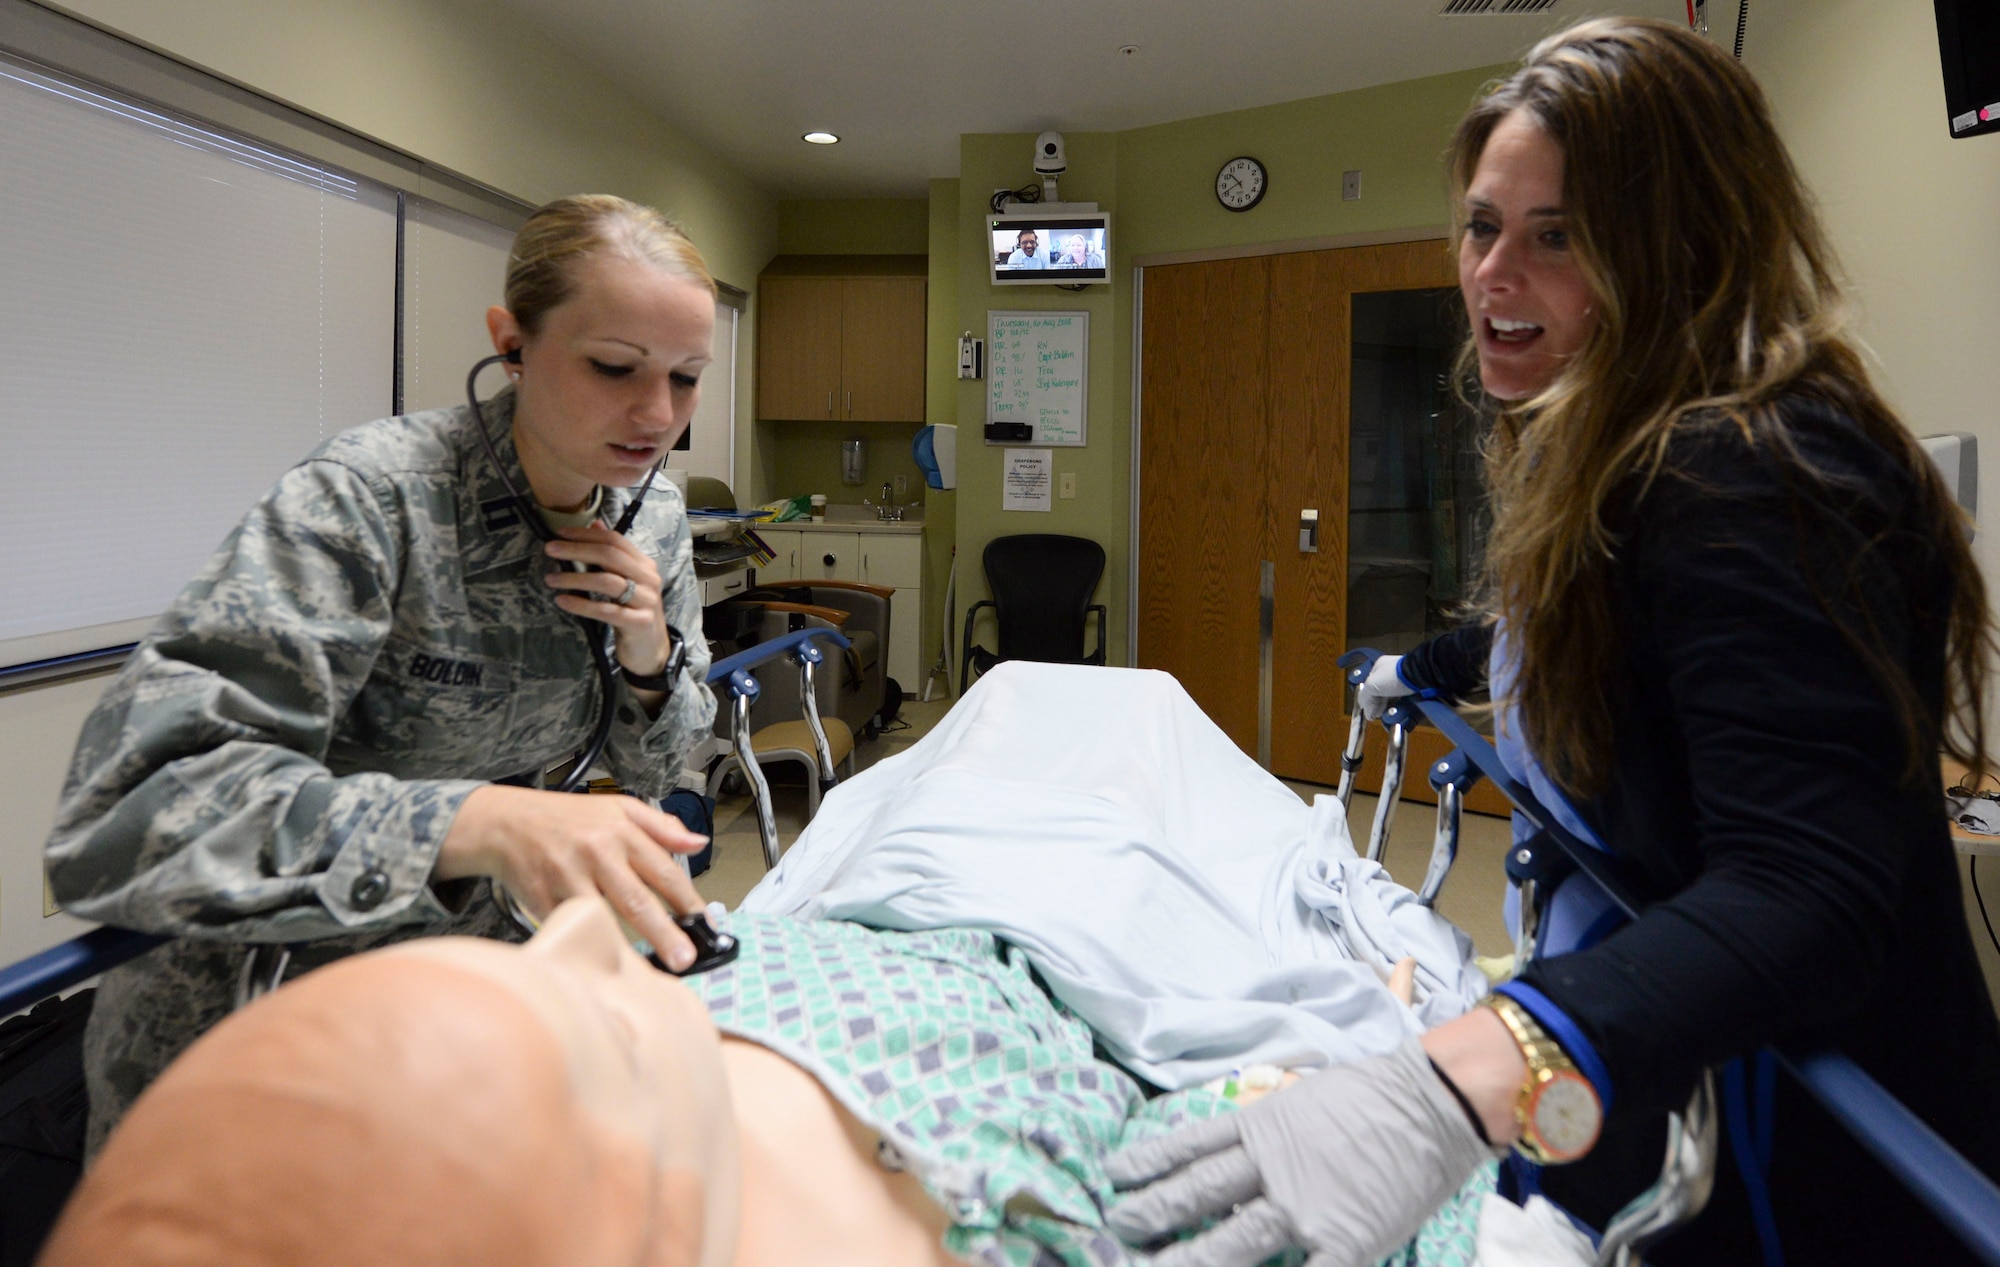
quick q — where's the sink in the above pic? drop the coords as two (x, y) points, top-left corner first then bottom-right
(821, 503), (922, 525)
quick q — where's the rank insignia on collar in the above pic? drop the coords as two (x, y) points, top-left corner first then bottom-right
(480, 497), (521, 532)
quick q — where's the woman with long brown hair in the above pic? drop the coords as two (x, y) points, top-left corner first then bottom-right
(1107, 18), (2000, 1265)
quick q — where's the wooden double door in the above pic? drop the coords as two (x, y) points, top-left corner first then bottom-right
(1137, 238), (1473, 792)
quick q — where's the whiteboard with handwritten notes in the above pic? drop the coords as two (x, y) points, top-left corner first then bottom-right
(986, 310), (1088, 446)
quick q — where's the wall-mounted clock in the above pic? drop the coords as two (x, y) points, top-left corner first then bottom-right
(1215, 156), (1267, 212)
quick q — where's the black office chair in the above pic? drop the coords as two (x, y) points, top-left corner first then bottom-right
(960, 534), (1107, 690)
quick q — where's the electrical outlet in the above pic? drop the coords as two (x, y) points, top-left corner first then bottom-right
(894, 473), (909, 497)
(1342, 169), (1362, 201)
(1059, 472), (1077, 500)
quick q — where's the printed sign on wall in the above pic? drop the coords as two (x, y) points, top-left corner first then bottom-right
(1002, 448), (1054, 512)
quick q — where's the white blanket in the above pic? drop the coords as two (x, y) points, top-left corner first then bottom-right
(740, 661), (1486, 1090)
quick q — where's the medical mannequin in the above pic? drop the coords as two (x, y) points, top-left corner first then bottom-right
(40, 898), (969, 1267)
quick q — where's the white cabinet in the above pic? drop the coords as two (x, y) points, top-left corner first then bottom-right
(747, 527), (924, 695)
(754, 529), (800, 583)
(859, 535), (922, 588)
(860, 536), (923, 690)
(803, 533), (860, 583)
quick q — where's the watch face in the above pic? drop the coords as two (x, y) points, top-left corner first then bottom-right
(1528, 1072), (1602, 1162)
(1216, 157), (1266, 211)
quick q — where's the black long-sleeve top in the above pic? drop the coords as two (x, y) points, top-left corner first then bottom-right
(1400, 396), (2000, 1261)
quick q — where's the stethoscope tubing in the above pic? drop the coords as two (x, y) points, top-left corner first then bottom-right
(464, 353), (669, 795)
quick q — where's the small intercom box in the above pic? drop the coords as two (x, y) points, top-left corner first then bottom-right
(957, 332), (984, 380)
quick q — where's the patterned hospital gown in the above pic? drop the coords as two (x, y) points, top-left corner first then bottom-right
(684, 913), (1492, 1267)
(44, 389), (715, 1153)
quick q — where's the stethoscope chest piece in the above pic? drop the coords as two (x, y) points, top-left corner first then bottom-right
(650, 913), (740, 976)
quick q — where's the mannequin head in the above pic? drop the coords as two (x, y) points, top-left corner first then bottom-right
(42, 898), (739, 1267)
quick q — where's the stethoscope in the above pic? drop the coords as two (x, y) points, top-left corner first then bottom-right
(465, 351), (737, 976)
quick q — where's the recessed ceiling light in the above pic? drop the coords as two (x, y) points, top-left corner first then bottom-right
(802, 131), (840, 145)
(1118, 44), (1140, 56)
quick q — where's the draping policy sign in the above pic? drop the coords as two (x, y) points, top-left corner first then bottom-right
(986, 311), (1087, 446)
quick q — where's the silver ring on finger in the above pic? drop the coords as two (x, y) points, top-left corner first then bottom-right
(614, 577), (637, 607)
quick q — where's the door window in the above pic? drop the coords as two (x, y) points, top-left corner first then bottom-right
(1347, 288), (1489, 655)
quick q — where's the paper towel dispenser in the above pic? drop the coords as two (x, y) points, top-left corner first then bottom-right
(914, 424), (957, 490)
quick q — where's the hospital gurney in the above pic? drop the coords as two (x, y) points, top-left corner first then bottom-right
(1337, 646), (2000, 1267)
(0, 627), (849, 1020)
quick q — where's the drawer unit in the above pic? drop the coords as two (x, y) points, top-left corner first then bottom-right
(699, 568), (749, 606)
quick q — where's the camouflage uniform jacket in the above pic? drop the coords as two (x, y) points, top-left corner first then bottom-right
(45, 390), (716, 1151)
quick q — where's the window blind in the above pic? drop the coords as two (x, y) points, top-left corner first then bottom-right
(403, 196), (516, 415)
(0, 53), (397, 669)
(679, 299), (738, 487)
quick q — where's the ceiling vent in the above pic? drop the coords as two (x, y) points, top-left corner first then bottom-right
(1440, 0), (1559, 13)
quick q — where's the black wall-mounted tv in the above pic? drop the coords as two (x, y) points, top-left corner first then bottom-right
(1935, 0), (2000, 139)
(990, 213), (1109, 286)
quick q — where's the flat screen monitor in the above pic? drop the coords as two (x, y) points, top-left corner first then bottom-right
(990, 214), (1109, 286)
(1935, 0), (2000, 139)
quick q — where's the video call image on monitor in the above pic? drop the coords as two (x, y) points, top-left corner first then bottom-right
(991, 217), (1108, 283)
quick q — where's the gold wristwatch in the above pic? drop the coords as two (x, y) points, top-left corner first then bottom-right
(1480, 994), (1602, 1165)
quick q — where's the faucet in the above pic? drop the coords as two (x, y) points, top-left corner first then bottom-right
(868, 482), (903, 522)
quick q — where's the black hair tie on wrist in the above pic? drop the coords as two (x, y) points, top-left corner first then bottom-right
(1428, 1055), (1496, 1147)
(620, 625), (687, 693)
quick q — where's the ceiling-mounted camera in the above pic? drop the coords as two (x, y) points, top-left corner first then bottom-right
(1034, 132), (1067, 175)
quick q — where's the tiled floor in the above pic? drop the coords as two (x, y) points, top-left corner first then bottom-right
(698, 695), (1517, 957)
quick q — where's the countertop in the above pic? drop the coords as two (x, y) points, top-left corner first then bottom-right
(777, 515), (923, 536)
(687, 508), (926, 540)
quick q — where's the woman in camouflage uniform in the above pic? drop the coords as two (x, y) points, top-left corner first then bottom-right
(45, 194), (721, 1151)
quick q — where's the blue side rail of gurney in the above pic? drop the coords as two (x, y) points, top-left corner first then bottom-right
(705, 625), (849, 699)
(1338, 647), (2000, 1265)
(0, 627), (852, 1020)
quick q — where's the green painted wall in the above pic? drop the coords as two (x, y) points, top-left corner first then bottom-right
(954, 132), (1121, 683)
(765, 422), (926, 509)
(1114, 66), (1498, 257)
(763, 191), (959, 688)
(776, 198), (929, 255)
(759, 201), (933, 510)
(949, 66), (1500, 684)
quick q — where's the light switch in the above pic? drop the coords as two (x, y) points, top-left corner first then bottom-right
(1059, 472), (1077, 500)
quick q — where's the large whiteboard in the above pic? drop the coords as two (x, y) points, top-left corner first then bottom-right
(987, 310), (1088, 446)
